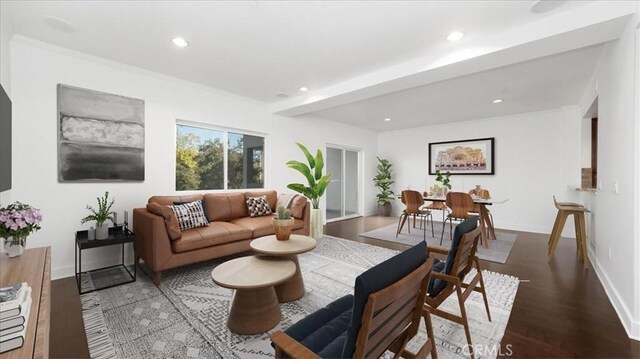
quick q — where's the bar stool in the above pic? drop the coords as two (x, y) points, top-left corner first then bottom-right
(548, 196), (590, 268)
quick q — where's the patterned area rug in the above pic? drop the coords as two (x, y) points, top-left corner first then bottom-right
(81, 235), (519, 359)
(359, 221), (518, 264)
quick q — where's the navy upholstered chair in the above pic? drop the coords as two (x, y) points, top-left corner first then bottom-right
(270, 241), (438, 359)
(425, 218), (491, 359)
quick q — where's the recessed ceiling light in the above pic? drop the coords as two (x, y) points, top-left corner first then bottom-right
(530, 0), (566, 14)
(276, 93), (289, 98)
(492, 98), (504, 104)
(42, 15), (77, 33)
(384, 118), (392, 122)
(172, 37), (189, 48)
(299, 87), (309, 92)
(446, 31), (464, 42)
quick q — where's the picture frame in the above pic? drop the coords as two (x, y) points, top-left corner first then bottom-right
(428, 137), (495, 175)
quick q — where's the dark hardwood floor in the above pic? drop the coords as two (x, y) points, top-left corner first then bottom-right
(49, 215), (640, 358)
(325, 216), (640, 358)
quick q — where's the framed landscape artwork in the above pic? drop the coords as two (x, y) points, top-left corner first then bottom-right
(57, 84), (145, 182)
(428, 137), (495, 175)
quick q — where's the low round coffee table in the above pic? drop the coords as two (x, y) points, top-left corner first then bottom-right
(250, 234), (317, 302)
(211, 256), (295, 335)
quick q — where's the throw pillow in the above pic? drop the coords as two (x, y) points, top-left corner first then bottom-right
(146, 202), (182, 240)
(246, 195), (273, 217)
(169, 200), (209, 231)
(174, 199), (209, 222)
(277, 194), (308, 219)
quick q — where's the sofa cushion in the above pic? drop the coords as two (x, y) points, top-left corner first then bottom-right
(245, 190), (277, 211)
(148, 194), (203, 206)
(428, 259), (447, 297)
(284, 294), (353, 357)
(231, 216), (303, 237)
(203, 192), (247, 221)
(146, 202), (182, 240)
(277, 194), (307, 219)
(342, 241), (427, 358)
(171, 222), (252, 253)
(443, 218), (478, 276)
(246, 196), (273, 217)
(169, 201), (209, 231)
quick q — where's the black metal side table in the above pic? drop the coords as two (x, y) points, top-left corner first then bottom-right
(75, 226), (136, 294)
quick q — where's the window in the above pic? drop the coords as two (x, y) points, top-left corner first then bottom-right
(176, 123), (265, 191)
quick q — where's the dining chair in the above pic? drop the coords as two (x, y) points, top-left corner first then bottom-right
(440, 192), (476, 245)
(271, 241), (438, 359)
(425, 218), (491, 359)
(468, 188), (494, 226)
(396, 190), (434, 240)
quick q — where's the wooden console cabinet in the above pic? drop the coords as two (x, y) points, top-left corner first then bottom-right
(0, 247), (51, 359)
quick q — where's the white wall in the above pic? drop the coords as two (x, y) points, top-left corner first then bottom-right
(9, 36), (378, 279)
(377, 106), (583, 236)
(585, 8), (640, 339)
(0, 1), (13, 206)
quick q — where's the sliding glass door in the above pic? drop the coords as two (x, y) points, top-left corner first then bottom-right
(326, 146), (361, 221)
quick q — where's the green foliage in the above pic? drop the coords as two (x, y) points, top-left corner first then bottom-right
(435, 170), (452, 190)
(286, 143), (332, 209)
(373, 157), (395, 205)
(275, 206), (292, 220)
(81, 191), (116, 227)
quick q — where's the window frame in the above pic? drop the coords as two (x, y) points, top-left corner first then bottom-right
(175, 119), (268, 192)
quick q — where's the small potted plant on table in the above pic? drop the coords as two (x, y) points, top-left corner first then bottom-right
(81, 191), (116, 240)
(0, 202), (42, 257)
(273, 206), (294, 241)
(433, 170), (452, 197)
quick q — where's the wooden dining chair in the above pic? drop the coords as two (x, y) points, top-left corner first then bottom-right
(440, 192), (476, 245)
(468, 188), (494, 224)
(425, 218), (491, 359)
(548, 196), (590, 267)
(396, 190), (434, 240)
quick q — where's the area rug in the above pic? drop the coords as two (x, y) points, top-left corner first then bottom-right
(359, 221), (518, 264)
(81, 235), (519, 359)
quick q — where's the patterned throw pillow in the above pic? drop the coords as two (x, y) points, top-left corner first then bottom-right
(169, 200), (209, 231)
(246, 196), (273, 217)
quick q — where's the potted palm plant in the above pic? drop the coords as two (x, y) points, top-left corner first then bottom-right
(373, 157), (395, 216)
(81, 191), (116, 240)
(273, 206), (294, 241)
(287, 143), (331, 239)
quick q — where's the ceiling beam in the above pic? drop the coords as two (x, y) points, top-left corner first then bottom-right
(272, 2), (636, 117)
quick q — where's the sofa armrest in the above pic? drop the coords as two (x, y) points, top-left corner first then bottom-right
(132, 208), (173, 273)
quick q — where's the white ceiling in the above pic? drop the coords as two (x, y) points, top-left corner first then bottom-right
(312, 45), (603, 131)
(7, 0), (592, 103)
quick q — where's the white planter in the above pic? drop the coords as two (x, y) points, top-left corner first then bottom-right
(310, 208), (323, 239)
(96, 223), (109, 240)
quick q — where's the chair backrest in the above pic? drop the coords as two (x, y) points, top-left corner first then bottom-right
(342, 241), (427, 358)
(354, 256), (435, 359)
(450, 221), (482, 279)
(401, 190), (424, 215)
(445, 192), (475, 219)
(443, 218), (478, 276)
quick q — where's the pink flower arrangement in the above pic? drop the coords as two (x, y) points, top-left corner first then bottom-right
(0, 202), (42, 239)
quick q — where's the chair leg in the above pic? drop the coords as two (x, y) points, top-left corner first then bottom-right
(449, 218), (453, 241)
(423, 312), (438, 359)
(456, 285), (474, 359)
(430, 214), (435, 238)
(548, 212), (569, 260)
(475, 258), (492, 322)
(440, 216), (447, 245)
(396, 213), (408, 237)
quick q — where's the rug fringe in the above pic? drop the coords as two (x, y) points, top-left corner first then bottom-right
(80, 278), (118, 359)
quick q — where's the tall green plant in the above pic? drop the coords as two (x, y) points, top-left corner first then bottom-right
(81, 191), (116, 226)
(286, 143), (331, 209)
(373, 157), (395, 205)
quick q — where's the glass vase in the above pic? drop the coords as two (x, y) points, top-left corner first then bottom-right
(5, 235), (26, 258)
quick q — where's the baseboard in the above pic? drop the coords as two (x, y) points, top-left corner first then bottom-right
(588, 248), (640, 340)
(52, 254), (136, 280)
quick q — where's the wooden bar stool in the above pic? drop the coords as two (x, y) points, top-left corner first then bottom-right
(548, 196), (590, 268)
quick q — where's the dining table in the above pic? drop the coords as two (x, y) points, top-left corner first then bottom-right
(422, 195), (508, 248)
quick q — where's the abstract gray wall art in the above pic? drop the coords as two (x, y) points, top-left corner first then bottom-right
(58, 84), (145, 182)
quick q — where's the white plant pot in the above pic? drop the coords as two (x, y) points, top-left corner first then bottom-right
(310, 208), (323, 239)
(96, 223), (109, 240)
(5, 236), (26, 258)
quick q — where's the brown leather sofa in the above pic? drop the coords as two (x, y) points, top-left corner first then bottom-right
(133, 190), (310, 285)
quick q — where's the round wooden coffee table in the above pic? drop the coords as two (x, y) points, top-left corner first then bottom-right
(250, 234), (317, 302)
(211, 256), (295, 335)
